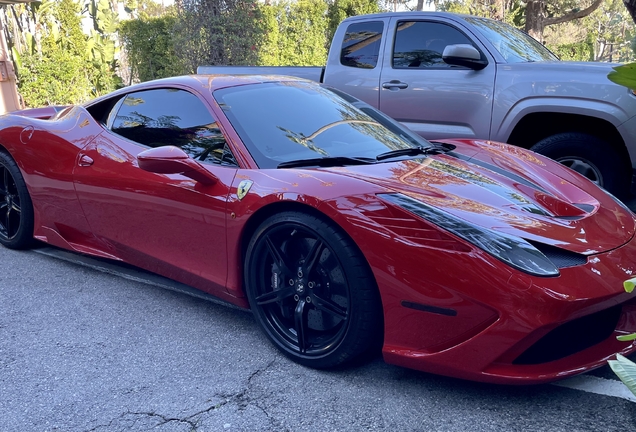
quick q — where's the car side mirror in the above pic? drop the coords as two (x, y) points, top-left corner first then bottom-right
(442, 44), (488, 70)
(137, 146), (218, 186)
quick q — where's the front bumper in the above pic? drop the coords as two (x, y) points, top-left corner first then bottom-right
(378, 229), (636, 384)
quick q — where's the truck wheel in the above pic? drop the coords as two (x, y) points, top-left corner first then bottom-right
(530, 132), (631, 198)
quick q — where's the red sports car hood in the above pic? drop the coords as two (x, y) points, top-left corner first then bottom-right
(321, 139), (635, 255)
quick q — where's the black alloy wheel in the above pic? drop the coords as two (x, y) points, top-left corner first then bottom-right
(0, 151), (34, 249)
(245, 211), (381, 369)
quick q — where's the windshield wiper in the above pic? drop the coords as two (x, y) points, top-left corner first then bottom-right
(277, 156), (376, 169)
(375, 143), (455, 161)
(375, 146), (429, 161)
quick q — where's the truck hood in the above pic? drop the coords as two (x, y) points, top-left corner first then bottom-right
(322, 139), (635, 255)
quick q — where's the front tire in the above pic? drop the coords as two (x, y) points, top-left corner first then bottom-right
(530, 132), (631, 198)
(244, 211), (381, 369)
(0, 151), (34, 249)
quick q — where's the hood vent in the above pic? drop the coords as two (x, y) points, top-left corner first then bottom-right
(446, 151), (549, 194)
(445, 151), (593, 219)
(529, 241), (587, 268)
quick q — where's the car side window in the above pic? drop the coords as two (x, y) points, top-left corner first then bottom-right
(392, 21), (475, 69)
(109, 88), (237, 167)
(340, 21), (384, 69)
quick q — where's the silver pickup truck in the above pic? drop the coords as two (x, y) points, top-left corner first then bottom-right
(199, 11), (636, 198)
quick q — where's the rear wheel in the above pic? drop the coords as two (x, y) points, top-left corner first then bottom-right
(530, 132), (631, 198)
(244, 211), (381, 368)
(0, 151), (34, 249)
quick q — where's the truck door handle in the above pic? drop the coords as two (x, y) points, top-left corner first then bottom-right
(78, 154), (94, 167)
(382, 80), (408, 90)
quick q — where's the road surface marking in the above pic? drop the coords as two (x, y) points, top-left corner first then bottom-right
(553, 375), (636, 402)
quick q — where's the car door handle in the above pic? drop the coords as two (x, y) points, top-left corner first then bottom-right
(78, 154), (94, 167)
(382, 80), (408, 90)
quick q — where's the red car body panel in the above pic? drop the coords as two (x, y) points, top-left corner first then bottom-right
(1, 75), (635, 383)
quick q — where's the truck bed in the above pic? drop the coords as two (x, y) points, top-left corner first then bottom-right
(197, 65), (324, 82)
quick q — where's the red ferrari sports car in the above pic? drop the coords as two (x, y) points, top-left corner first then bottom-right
(1, 75), (635, 384)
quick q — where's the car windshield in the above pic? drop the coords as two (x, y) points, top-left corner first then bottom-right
(213, 81), (431, 169)
(465, 17), (558, 63)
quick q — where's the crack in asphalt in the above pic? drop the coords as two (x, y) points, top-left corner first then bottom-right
(215, 360), (290, 431)
(86, 360), (284, 432)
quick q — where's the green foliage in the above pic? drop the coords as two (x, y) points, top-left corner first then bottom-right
(258, 0), (328, 66)
(18, 48), (92, 106)
(436, 0), (635, 62)
(608, 62), (636, 89)
(120, 16), (186, 82)
(84, 0), (122, 94)
(126, 0), (175, 18)
(17, 0), (92, 106)
(56, 0), (88, 56)
(10, 0), (121, 106)
(608, 278), (636, 391)
(437, 0), (524, 27)
(625, 277), (636, 293)
(547, 42), (593, 61)
(609, 354), (636, 397)
(173, 0), (264, 72)
(617, 333), (636, 342)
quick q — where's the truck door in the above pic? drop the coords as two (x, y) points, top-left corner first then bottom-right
(379, 17), (496, 141)
(322, 18), (390, 109)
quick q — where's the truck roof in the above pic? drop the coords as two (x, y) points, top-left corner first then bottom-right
(340, 11), (475, 23)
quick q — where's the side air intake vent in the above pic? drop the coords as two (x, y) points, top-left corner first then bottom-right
(513, 305), (621, 364)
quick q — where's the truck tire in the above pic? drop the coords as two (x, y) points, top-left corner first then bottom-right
(530, 132), (631, 198)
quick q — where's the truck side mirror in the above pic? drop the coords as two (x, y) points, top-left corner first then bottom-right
(442, 44), (488, 70)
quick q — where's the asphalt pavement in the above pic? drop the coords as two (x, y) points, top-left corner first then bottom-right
(2, 245), (636, 431)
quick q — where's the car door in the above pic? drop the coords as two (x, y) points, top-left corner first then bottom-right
(379, 17), (496, 140)
(72, 87), (238, 296)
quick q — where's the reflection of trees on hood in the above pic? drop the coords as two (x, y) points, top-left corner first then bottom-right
(388, 160), (544, 225)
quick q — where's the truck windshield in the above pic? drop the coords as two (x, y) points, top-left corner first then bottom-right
(214, 81), (431, 169)
(465, 17), (558, 63)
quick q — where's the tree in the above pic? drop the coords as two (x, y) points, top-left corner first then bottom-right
(16, 0), (95, 105)
(84, 0), (122, 94)
(173, 0), (264, 72)
(120, 15), (186, 83)
(525, 0), (603, 42)
(435, 0), (605, 42)
(3, 0), (123, 106)
(258, 0), (328, 66)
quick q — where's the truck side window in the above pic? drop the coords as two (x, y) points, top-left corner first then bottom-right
(340, 21), (384, 69)
(393, 21), (474, 69)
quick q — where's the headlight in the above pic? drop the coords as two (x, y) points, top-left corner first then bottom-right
(380, 193), (559, 277)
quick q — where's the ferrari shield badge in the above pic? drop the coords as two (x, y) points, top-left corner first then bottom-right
(237, 179), (253, 201)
